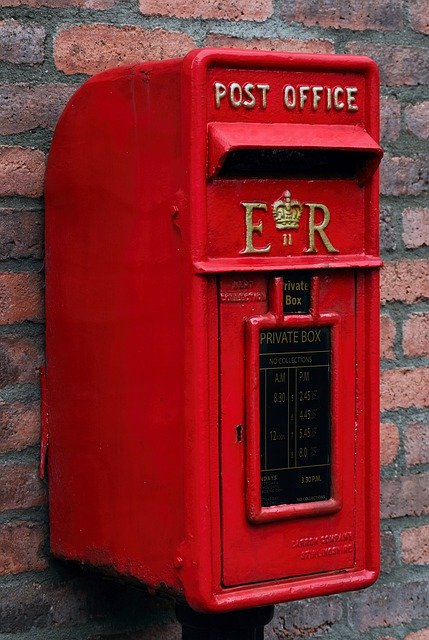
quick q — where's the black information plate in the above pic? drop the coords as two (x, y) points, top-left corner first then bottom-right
(283, 272), (311, 314)
(260, 327), (331, 507)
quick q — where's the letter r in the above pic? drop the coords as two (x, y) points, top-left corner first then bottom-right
(305, 203), (339, 254)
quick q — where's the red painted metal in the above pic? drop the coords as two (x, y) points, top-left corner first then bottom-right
(44, 49), (382, 612)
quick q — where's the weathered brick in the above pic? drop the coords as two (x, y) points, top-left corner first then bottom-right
(381, 260), (429, 304)
(0, 581), (88, 632)
(381, 473), (429, 518)
(272, 596), (342, 636)
(0, 335), (44, 388)
(0, 273), (43, 324)
(403, 208), (429, 248)
(381, 529), (397, 574)
(0, 463), (46, 511)
(403, 313), (429, 357)
(405, 422), (429, 466)
(0, 580), (177, 634)
(205, 34), (334, 54)
(0, 0), (114, 7)
(0, 522), (47, 575)
(0, 20), (45, 65)
(409, 0), (429, 34)
(0, 402), (40, 452)
(406, 630), (429, 640)
(380, 423), (399, 465)
(54, 25), (196, 76)
(380, 315), (396, 359)
(401, 524), (429, 565)
(349, 581), (429, 631)
(282, 0), (402, 31)
(140, 0), (273, 21)
(380, 206), (397, 253)
(380, 96), (401, 142)
(380, 368), (429, 411)
(0, 147), (45, 197)
(0, 84), (78, 135)
(0, 209), (43, 259)
(405, 101), (429, 139)
(345, 43), (429, 86)
(380, 154), (428, 196)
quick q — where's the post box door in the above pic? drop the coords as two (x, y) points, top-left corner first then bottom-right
(219, 271), (357, 587)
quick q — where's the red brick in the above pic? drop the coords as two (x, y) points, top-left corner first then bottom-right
(272, 596), (342, 636)
(380, 154), (428, 196)
(0, 463), (46, 511)
(381, 530), (397, 574)
(205, 34), (334, 54)
(403, 313), (429, 357)
(380, 368), (429, 411)
(54, 25), (196, 76)
(380, 423), (399, 465)
(0, 0), (114, 7)
(380, 206), (397, 253)
(406, 631), (429, 640)
(0, 522), (47, 575)
(282, 0), (402, 31)
(405, 101), (429, 139)
(0, 335), (44, 388)
(140, 0), (273, 20)
(381, 260), (429, 304)
(0, 209), (43, 259)
(405, 423), (429, 466)
(0, 273), (44, 324)
(380, 96), (401, 142)
(380, 314), (396, 359)
(409, 0), (429, 34)
(381, 473), (429, 518)
(0, 20), (45, 65)
(0, 402), (40, 452)
(403, 208), (429, 248)
(345, 42), (429, 86)
(349, 581), (428, 630)
(0, 84), (78, 135)
(401, 525), (429, 565)
(0, 147), (45, 197)
(0, 582), (88, 632)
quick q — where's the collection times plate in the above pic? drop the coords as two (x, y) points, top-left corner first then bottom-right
(260, 327), (331, 506)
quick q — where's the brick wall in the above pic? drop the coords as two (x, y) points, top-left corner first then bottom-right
(0, 0), (427, 637)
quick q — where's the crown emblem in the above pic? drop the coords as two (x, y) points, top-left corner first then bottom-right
(272, 191), (303, 230)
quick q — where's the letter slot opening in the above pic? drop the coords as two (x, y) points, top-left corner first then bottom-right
(216, 148), (375, 180)
(208, 122), (382, 185)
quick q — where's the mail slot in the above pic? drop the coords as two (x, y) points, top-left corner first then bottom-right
(44, 49), (382, 612)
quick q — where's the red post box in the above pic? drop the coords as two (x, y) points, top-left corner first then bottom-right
(44, 49), (382, 613)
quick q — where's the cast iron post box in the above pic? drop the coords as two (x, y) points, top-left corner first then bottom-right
(44, 49), (383, 612)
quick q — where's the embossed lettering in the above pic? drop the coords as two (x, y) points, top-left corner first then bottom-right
(305, 204), (339, 254)
(240, 202), (271, 255)
(282, 84), (359, 112)
(239, 194), (339, 256)
(214, 82), (270, 109)
(214, 82), (227, 108)
(214, 81), (359, 111)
